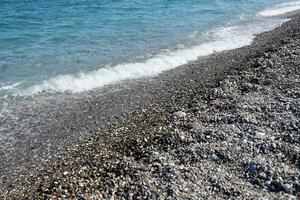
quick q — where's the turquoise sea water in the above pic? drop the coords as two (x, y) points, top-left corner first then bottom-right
(1, 0), (300, 153)
(0, 0), (299, 102)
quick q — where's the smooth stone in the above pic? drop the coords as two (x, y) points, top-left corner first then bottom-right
(282, 183), (292, 191)
(265, 180), (272, 186)
(211, 154), (218, 161)
(173, 111), (187, 118)
(255, 131), (266, 139)
(249, 164), (258, 172)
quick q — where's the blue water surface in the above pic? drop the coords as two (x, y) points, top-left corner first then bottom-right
(0, 0), (286, 94)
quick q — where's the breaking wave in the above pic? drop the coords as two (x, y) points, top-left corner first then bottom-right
(259, 1), (300, 17)
(20, 18), (286, 95)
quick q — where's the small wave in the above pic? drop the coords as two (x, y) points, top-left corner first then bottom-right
(0, 82), (21, 91)
(258, 1), (300, 17)
(19, 18), (286, 96)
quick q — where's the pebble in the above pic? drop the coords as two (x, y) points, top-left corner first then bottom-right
(265, 180), (272, 187)
(211, 154), (218, 161)
(282, 183), (292, 191)
(249, 164), (258, 172)
(173, 111), (187, 118)
(255, 131), (266, 139)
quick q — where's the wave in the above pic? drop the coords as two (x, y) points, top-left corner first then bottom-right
(0, 82), (21, 91)
(258, 0), (300, 17)
(17, 17), (287, 96)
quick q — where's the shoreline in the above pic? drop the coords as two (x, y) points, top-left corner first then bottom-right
(1, 12), (300, 199)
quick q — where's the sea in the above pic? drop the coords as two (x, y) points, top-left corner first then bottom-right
(0, 0), (300, 112)
(0, 0), (300, 139)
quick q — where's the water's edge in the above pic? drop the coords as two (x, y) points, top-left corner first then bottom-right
(1, 2), (300, 191)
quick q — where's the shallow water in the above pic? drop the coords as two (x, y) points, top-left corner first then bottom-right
(0, 0), (298, 139)
(0, 0), (296, 100)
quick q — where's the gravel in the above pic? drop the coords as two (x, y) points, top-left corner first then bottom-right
(1, 12), (300, 200)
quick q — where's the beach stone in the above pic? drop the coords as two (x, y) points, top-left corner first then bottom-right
(282, 183), (292, 191)
(249, 164), (258, 172)
(211, 154), (218, 161)
(271, 142), (277, 149)
(255, 131), (266, 139)
(265, 180), (272, 187)
(240, 83), (257, 93)
(173, 111), (187, 118)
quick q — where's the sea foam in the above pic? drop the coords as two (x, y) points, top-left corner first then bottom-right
(0, 82), (21, 91)
(20, 18), (286, 96)
(259, 1), (300, 17)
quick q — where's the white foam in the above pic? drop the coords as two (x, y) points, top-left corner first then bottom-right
(20, 18), (286, 96)
(259, 1), (300, 17)
(0, 82), (21, 91)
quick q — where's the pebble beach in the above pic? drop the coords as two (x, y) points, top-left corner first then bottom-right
(1, 10), (300, 200)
